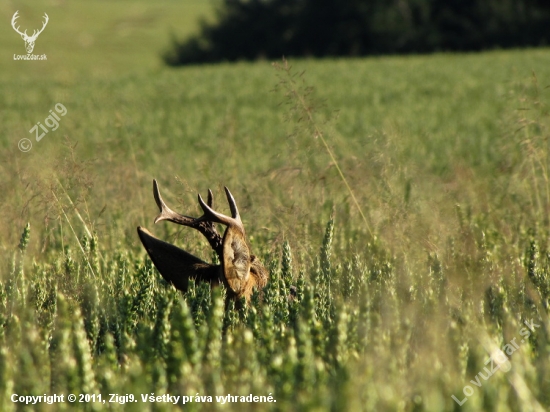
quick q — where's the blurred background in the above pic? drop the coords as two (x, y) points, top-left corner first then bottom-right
(2, 0), (549, 78)
(165, 0), (550, 65)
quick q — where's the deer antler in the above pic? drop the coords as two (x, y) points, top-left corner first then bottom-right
(153, 179), (223, 258)
(137, 180), (268, 303)
(197, 187), (244, 231)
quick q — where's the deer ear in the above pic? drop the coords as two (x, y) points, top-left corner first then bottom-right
(137, 226), (220, 291)
(221, 227), (251, 294)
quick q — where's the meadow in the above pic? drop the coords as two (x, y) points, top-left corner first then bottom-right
(2, 1), (550, 411)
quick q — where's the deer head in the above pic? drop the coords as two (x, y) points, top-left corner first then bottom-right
(137, 180), (268, 302)
(11, 11), (49, 54)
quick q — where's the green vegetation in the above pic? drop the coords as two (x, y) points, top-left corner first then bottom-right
(2, 1), (550, 411)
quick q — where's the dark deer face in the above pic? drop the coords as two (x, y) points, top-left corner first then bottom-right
(137, 180), (268, 302)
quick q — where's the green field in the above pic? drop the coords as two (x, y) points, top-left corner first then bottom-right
(2, 1), (550, 411)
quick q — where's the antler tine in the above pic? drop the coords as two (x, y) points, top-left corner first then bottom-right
(152, 179), (224, 257)
(207, 189), (214, 207)
(153, 179), (197, 225)
(154, 180), (217, 224)
(224, 187), (242, 223)
(197, 189), (244, 231)
(197, 192), (228, 224)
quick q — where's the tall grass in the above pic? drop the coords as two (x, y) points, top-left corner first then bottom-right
(3, 174), (550, 411)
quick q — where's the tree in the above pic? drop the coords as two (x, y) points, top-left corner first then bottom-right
(164, 0), (550, 66)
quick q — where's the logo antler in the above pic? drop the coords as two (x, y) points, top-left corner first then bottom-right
(11, 11), (49, 54)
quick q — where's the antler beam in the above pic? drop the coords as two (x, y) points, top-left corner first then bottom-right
(153, 179), (223, 258)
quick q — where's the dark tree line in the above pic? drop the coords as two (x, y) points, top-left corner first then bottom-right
(164, 0), (550, 65)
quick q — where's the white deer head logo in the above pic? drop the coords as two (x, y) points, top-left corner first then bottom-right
(11, 11), (49, 54)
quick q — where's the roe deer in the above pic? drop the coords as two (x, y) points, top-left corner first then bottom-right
(137, 180), (268, 302)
